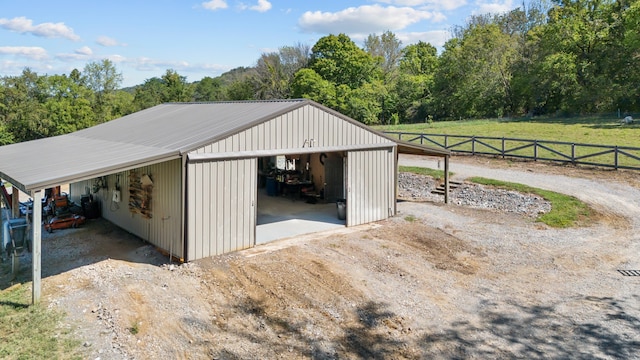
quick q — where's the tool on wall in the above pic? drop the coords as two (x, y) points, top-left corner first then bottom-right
(92, 176), (108, 193)
(112, 174), (121, 202)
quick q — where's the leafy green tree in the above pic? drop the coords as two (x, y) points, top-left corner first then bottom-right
(0, 122), (14, 145)
(609, 1), (640, 112)
(364, 31), (402, 81)
(344, 80), (388, 125)
(254, 52), (289, 99)
(309, 34), (380, 89)
(225, 78), (254, 100)
(254, 43), (310, 99)
(508, 1), (553, 115)
(395, 41), (439, 122)
(162, 69), (193, 102)
(110, 90), (135, 118)
(291, 68), (337, 106)
(211, 67), (257, 101)
(532, 0), (629, 113)
(132, 69), (193, 110)
(43, 74), (94, 135)
(434, 21), (519, 119)
(193, 76), (224, 101)
(1, 69), (48, 141)
(133, 77), (165, 111)
(83, 59), (124, 122)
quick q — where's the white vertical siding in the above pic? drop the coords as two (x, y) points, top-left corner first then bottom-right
(194, 105), (394, 153)
(69, 159), (183, 259)
(347, 149), (395, 226)
(186, 158), (256, 261)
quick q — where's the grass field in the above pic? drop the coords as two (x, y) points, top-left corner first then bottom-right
(376, 116), (640, 147)
(376, 116), (640, 168)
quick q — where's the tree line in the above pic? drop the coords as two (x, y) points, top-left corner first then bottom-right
(1, 0), (639, 145)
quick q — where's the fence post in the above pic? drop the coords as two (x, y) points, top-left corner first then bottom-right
(571, 144), (575, 164)
(534, 140), (538, 161)
(502, 137), (505, 159)
(615, 146), (619, 169)
(444, 135), (448, 149)
(472, 136), (476, 155)
(420, 134), (424, 145)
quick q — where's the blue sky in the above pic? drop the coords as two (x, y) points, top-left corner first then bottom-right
(1, 0), (523, 87)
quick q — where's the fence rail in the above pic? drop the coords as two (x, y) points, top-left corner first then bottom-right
(385, 131), (640, 171)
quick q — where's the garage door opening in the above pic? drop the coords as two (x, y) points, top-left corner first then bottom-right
(256, 152), (346, 244)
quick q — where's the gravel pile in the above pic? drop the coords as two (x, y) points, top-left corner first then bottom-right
(398, 172), (551, 218)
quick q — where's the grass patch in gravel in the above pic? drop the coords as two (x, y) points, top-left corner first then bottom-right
(0, 283), (81, 360)
(399, 166), (451, 180)
(469, 177), (593, 228)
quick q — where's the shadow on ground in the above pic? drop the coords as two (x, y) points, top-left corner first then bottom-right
(0, 218), (168, 291)
(208, 294), (640, 359)
(421, 295), (640, 359)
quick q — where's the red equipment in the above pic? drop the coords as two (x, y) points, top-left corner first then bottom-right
(44, 213), (86, 233)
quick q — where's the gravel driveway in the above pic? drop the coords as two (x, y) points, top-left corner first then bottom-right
(396, 154), (640, 359)
(4, 154), (640, 359)
(400, 154), (640, 229)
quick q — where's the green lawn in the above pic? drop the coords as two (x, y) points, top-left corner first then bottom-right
(0, 283), (81, 359)
(468, 177), (594, 228)
(398, 166), (449, 180)
(376, 115), (640, 148)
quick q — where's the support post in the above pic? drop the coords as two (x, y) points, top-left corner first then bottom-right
(11, 187), (19, 219)
(31, 189), (42, 305)
(444, 155), (450, 204)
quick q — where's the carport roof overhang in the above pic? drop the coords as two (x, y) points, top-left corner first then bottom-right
(0, 134), (181, 194)
(396, 140), (450, 157)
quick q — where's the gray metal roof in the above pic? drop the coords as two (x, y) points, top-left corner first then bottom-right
(0, 99), (449, 193)
(0, 100), (307, 192)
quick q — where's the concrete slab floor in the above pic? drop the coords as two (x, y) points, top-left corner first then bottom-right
(256, 189), (345, 245)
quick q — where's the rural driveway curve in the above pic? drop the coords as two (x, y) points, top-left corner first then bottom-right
(400, 154), (640, 223)
(399, 153), (640, 267)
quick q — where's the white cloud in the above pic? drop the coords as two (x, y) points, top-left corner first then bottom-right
(398, 30), (450, 48)
(75, 46), (93, 56)
(298, 5), (444, 35)
(202, 0), (228, 11)
(0, 46), (48, 60)
(375, 0), (467, 11)
(0, 16), (80, 41)
(473, 0), (515, 16)
(249, 0), (272, 12)
(96, 36), (125, 47)
(127, 56), (230, 75)
(55, 46), (94, 61)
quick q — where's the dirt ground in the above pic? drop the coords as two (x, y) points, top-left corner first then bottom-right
(2, 156), (640, 359)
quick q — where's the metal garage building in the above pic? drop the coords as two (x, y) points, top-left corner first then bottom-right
(0, 99), (450, 303)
